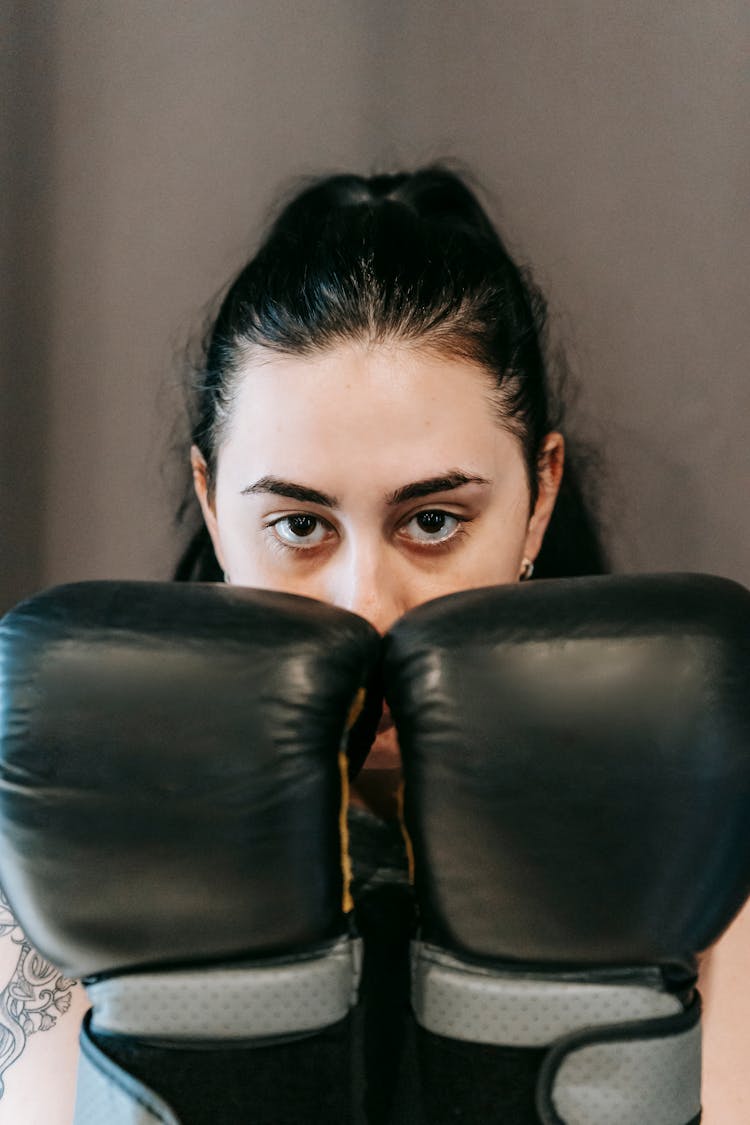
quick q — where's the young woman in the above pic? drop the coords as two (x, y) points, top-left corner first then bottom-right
(175, 166), (750, 1120)
(1, 167), (747, 1122)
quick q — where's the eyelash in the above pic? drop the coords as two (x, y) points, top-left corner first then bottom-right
(264, 510), (470, 555)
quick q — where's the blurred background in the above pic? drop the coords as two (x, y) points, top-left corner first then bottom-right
(2, 0), (748, 612)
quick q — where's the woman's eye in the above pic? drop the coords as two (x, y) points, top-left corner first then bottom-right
(403, 510), (462, 545)
(271, 514), (330, 548)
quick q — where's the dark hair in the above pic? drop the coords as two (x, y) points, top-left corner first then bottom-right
(175, 167), (607, 581)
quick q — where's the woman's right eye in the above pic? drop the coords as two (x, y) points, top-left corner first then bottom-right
(269, 514), (331, 550)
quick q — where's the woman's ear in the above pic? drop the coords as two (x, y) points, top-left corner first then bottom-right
(190, 445), (227, 571)
(522, 432), (565, 565)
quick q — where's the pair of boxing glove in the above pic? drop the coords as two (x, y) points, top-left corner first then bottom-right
(1, 574), (749, 1124)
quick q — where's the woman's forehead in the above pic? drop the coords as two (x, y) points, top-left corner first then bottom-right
(213, 343), (528, 505)
(221, 342), (517, 470)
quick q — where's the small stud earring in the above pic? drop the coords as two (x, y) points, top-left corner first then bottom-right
(520, 557), (534, 581)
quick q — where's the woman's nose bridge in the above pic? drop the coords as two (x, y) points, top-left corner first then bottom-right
(334, 539), (401, 631)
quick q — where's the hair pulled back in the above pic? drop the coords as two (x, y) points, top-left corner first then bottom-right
(176, 167), (606, 580)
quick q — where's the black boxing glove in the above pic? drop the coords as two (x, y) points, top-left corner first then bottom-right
(384, 573), (750, 1125)
(0, 580), (381, 1125)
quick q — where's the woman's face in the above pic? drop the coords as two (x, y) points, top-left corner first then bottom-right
(192, 342), (563, 771)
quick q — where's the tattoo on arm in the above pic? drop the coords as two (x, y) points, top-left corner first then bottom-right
(0, 889), (77, 1098)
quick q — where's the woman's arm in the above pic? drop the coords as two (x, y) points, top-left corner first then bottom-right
(700, 896), (750, 1123)
(0, 891), (88, 1124)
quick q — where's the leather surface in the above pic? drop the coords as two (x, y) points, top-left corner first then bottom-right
(0, 580), (381, 976)
(384, 573), (750, 964)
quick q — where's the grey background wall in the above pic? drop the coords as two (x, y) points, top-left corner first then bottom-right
(2, 0), (748, 612)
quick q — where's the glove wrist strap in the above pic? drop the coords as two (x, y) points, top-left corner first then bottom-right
(412, 941), (702, 1125)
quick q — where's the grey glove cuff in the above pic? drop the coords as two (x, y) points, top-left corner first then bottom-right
(86, 935), (363, 1042)
(411, 941), (702, 1125)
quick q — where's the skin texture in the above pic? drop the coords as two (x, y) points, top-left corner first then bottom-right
(191, 341), (564, 798)
(699, 905), (750, 1121)
(0, 889), (90, 1122)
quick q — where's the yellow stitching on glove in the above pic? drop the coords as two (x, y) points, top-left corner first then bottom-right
(345, 686), (366, 731)
(396, 779), (415, 886)
(338, 748), (354, 914)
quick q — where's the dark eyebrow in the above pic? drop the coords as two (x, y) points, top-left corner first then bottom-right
(241, 470), (489, 509)
(241, 476), (340, 508)
(386, 471), (490, 506)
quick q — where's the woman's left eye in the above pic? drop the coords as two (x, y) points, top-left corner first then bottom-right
(402, 510), (463, 545)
